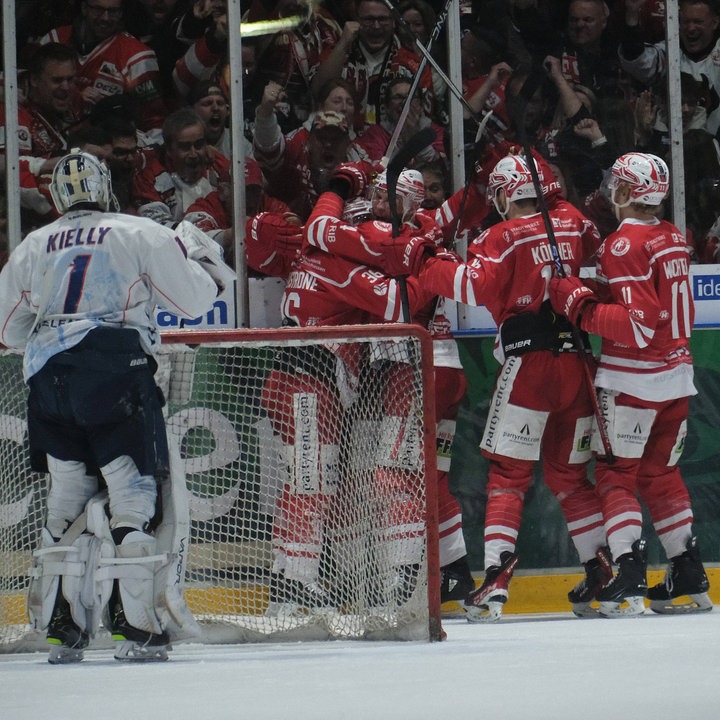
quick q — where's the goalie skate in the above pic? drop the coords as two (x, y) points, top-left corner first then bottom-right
(108, 586), (170, 662)
(568, 547), (613, 618)
(648, 537), (712, 615)
(464, 552), (518, 624)
(114, 640), (169, 663)
(46, 591), (89, 665)
(597, 540), (647, 618)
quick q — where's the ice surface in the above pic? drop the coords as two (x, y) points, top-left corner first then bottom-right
(2, 610), (719, 720)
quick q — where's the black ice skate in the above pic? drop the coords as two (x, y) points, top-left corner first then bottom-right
(648, 536), (712, 615)
(597, 539), (648, 618)
(464, 551), (518, 623)
(108, 586), (169, 662)
(47, 590), (89, 665)
(440, 556), (475, 605)
(266, 572), (334, 617)
(568, 547), (613, 618)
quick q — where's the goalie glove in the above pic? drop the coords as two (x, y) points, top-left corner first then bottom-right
(175, 220), (236, 293)
(380, 235), (435, 277)
(549, 275), (596, 326)
(328, 162), (372, 200)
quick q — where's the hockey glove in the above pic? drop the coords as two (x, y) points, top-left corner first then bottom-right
(249, 212), (303, 253)
(380, 235), (435, 277)
(328, 162), (370, 200)
(549, 275), (596, 326)
(176, 220), (236, 293)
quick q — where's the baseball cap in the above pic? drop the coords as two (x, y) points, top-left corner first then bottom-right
(188, 80), (227, 106)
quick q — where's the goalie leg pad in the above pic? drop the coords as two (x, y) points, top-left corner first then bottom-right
(105, 531), (167, 638)
(29, 490), (115, 639)
(45, 456), (98, 539)
(151, 435), (201, 641)
(28, 527), (80, 633)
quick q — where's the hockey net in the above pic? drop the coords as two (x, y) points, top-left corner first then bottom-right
(0, 324), (442, 651)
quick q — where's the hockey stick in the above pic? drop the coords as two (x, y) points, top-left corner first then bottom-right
(386, 127), (437, 322)
(512, 70), (615, 462)
(410, 38), (508, 137)
(380, 0), (452, 165)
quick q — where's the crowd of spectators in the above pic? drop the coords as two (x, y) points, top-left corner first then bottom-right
(4, 0), (720, 268)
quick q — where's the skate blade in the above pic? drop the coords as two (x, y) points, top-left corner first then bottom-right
(48, 645), (84, 664)
(571, 601), (601, 618)
(114, 640), (169, 662)
(649, 592), (713, 615)
(598, 596), (646, 618)
(465, 600), (504, 623)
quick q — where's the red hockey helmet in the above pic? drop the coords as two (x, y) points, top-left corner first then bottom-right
(488, 154), (541, 218)
(342, 198), (374, 225)
(608, 152), (669, 207)
(373, 169), (425, 222)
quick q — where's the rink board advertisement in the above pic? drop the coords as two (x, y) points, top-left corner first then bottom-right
(454, 264), (720, 335)
(450, 265), (720, 569)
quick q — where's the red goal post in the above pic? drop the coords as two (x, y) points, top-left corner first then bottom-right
(0, 324), (442, 651)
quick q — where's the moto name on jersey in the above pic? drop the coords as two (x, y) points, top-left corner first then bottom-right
(46, 226), (111, 253)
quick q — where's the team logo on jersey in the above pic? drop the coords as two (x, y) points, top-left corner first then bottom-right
(659, 310), (670, 320)
(611, 238), (630, 256)
(99, 61), (119, 77)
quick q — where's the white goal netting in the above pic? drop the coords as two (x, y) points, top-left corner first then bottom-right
(0, 324), (442, 651)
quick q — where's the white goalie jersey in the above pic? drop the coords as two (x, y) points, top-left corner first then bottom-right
(0, 210), (217, 380)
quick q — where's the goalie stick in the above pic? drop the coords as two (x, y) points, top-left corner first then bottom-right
(386, 127), (437, 323)
(512, 69), (615, 462)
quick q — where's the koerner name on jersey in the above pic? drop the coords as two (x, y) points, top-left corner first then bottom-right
(530, 240), (574, 265)
(46, 226), (111, 252)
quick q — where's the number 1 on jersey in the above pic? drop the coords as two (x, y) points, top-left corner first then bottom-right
(63, 254), (91, 313)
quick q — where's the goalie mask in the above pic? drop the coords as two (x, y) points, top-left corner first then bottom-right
(50, 151), (115, 214)
(488, 154), (540, 218)
(373, 169), (425, 223)
(607, 152), (669, 209)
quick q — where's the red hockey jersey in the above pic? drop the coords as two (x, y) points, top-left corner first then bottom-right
(585, 217), (696, 401)
(40, 27), (166, 133)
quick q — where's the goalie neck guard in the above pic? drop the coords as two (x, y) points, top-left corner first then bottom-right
(50, 151), (115, 214)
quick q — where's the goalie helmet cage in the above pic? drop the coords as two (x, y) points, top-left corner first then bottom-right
(0, 324), (443, 652)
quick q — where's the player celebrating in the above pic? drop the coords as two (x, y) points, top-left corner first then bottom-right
(548, 152), (712, 616)
(0, 151), (220, 663)
(262, 163), (474, 613)
(414, 153), (609, 622)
